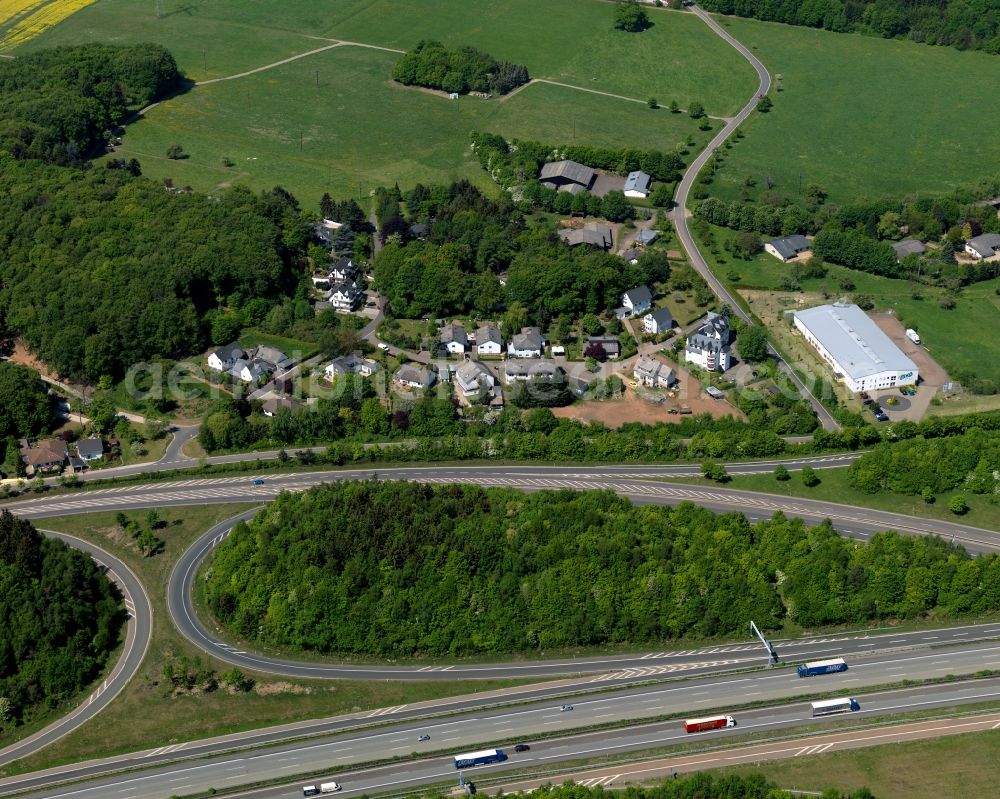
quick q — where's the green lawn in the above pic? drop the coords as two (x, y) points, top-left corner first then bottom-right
(98, 45), (716, 203)
(21, 0), (755, 116)
(704, 15), (1000, 205)
(680, 466), (1000, 533)
(696, 224), (1000, 386)
(718, 727), (1000, 799)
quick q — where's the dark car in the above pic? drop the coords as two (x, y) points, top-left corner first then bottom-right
(514, 743), (531, 752)
(252, 479), (264, 486)
(560, 704), (573, 712)
(862, 398), (873, 406)
(859, 391), (870, 400)
(871, 403), (882, 414)
(417, 734), (430, 742)
(875, 412), (889, 422)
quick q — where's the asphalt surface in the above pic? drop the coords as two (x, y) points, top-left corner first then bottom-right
(672, 8), (838, 432)
(0, 532), (152, 769)
(12, 656), (1000, 799)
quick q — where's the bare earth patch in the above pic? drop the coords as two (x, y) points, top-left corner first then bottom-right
(553, 382), (743, 429)
(254, 681), (313, 696)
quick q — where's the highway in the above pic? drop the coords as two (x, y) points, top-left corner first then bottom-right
(9, 653), (1000, 799)
(0, 532), (152, 769)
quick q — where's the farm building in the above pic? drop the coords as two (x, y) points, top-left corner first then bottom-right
(623, 170), (651, 198)
(539, 160), (596, 194)
(764, 234), (811, 262)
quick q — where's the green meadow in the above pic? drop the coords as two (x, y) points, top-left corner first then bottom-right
(100, 45), (717, 203)
(706, 16), (1000, 205)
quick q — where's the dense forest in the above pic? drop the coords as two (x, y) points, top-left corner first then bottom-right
(204, 481), (999, 657)
(698, 0), (1000, 55)
(0, 362), (51, 440)
(0, 157), (308, 381)
(0, 512), (124, 729)
(392, 40), (529, 95)
(0, 44), (182, 165)
(428, 776), (874, 799)
(371, 180), (667, 319)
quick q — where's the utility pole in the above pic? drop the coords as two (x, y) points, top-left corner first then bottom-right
(750, 620), (779, 666)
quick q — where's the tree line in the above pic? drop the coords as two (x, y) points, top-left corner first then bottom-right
(0, 512), (124, 731)
(698, 0), (1000, 56)
(203, 479), (1000, 657)
(0, 362), (51, 440)
(392, 40), (529, 95)
(0, 43), (182, 165)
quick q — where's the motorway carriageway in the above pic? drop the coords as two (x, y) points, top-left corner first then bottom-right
(8, 642), (1000, 799)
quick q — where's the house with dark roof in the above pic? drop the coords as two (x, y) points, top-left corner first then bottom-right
(324, 352), (379, 380)
(476, 325), (503, 356)
(508, 327), (545, 358)
(207, 341), (246, 373)
(75, 438), (104, 463)
(892, 239), (926, 261)
(586, 337), (621, 360)
(328, 280), (363, 311)
(636, 228), (658, 245)
(764, 234), (812, 262)
(643, 307), (674, 335)
(558, 223), (613, 250)
(504, 359), (564, 384)
(965, 233), (1000, 260)
(539, 160), (596, 194)
(685, 312), (732, 372)
(455, 360), (495, 400)
(262, 397), (304, 417)
(623, 170), (651, 198)
(621, 247), (642, 264)
(313, 218), (343, 246)
(439, 322), (468, 354)
(622, 286), (653, 316)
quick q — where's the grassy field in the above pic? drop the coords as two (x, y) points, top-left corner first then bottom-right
(705, 15), (1000, 205)
(20, 0), (755, 115)
(695, 223), (1000, 387)
(99, 45), (718, 203)
(718, 726), (1000, 799)
(677, 466), (1000, 533)
(5, 505), (526, 774)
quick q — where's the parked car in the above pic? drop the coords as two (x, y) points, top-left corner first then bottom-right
(859, 391), (870, 400)
(862, 398), (873, 406)
(377, 342), (390, 351)
(514, 743), (531, 752)
(875, 412), (888, 422)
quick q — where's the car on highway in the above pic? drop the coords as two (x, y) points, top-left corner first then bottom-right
(418, 734), (431, 741)
(560, 704), (573, 712)
(252, 479), (264, 486)
(514, 743), (531, 752)
(303, 782), (341, 796)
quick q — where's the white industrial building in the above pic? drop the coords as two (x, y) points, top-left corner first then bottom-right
(793, 303), (918, 393)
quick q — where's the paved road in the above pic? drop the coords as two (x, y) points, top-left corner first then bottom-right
(9, 466), (998, 552)
(12, 660), (1000, 799)
(672, 8), (838, 432)
(0, 532), (152, 769)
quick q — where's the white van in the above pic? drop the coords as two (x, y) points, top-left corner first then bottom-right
(303, 783), (341, 796)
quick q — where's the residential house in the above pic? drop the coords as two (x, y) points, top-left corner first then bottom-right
(74, 438), (104, 463)
(764, 234), (812, 262)
(892, 239), (926, 261)
(228, 345), (292, 384)
(455, 360), (495, 401)
(559, 223), (613, 250)
(328, 280), (363, 311)
(504, 359), (564, 384)
(262, 397), (304, 417)
(207, 341), (246, 373)
(508, 327), (545, 358)
(636, 228), (658, 245)
(539, 160), (596, 194)
(312, 218), (343, 246)
(324, 352), (379, 380)
(965, 233), (1000, 260)
(634, 355), (676, 388)
(476, 325), (503, 356)
(19, 438), (68, 476)
(643, 307), (674, 335)
(685, 312), (732, 372)
(439, 322), (468, 355)
(330, 257), (359, 282)
(623, 170), (651, 198)
(585, 336), (621, 359)
(253, 346), (293, 373)
(622, 286), (653, 316)
(395, 365), (436, 390)
(621, 247), (642, 264)
(230, 358), (269, 384)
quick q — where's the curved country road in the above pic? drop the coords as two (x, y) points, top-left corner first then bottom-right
(674, 8), (839, 431)
(0, 532), (152, 768)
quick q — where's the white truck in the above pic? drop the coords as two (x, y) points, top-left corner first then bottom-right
(303, 782), (341, 796)
(906, 328), (921, 345)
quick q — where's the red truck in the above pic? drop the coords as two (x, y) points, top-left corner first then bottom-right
(683, 714), (736, 734)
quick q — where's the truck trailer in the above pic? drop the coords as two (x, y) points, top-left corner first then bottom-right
(797, 657), (848, 678)
(683, 715), (736, 733)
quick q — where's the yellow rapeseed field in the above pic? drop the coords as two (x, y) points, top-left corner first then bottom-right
(0, 0), (98, 51)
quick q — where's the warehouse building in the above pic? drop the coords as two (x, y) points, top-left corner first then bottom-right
(793, 303), (918, 393)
